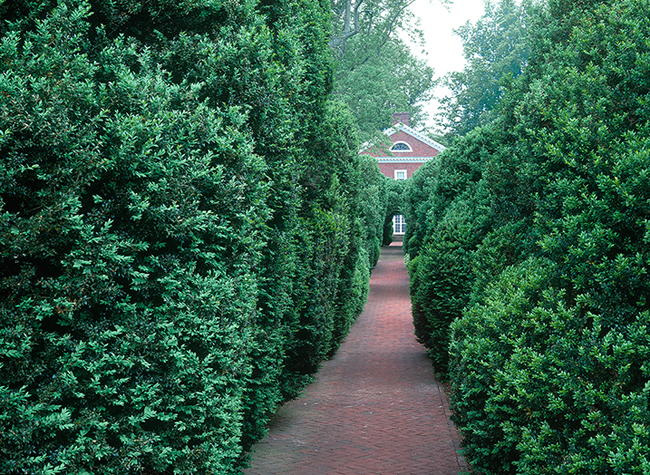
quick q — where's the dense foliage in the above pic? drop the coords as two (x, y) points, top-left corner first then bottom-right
(334, 35), (435, 141)
(330, 0), (437, 141)
(438, 0), (532, 138)
(406, 129), (493, 372)
(406, 0), (650, 472)
(0, 1), (388, 473)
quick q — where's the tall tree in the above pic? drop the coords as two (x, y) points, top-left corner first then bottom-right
(334, 37), (435, 138)
(330, 0), (438, 139)
(330, 0), (420, 56)
(438, 0), (533, 137)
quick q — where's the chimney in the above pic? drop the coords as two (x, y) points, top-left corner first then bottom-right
(392, 112), (410, 127)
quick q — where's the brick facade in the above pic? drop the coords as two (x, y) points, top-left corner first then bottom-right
(383, 130), (440, 160)
(361, 112), (445, 235)
(362, 112), (445, 180)
(378, 161), (426, 180)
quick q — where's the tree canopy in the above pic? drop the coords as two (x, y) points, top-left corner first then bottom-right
(438, 0), (533, 137)
(330, 0), (438, 139)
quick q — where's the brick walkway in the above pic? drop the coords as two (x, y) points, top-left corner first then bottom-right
(243, 243), (468, 475)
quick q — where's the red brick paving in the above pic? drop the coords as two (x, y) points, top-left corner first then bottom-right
(243, 243), (468, 474)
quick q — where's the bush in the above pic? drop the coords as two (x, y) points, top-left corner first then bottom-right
(0, 3), (267, 472)
(410, 182), (491, 372)
(444, 0), (650, 472)
(405, 126), (496, 372)
(402, 157), (440, 258)
(380, 176), (405, 247)
(451, 258), (650, 474)
(0, 0), (387, 472)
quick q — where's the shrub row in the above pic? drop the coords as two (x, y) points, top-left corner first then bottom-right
(405, 0), (650, 472)
(0, 1), (387, 473)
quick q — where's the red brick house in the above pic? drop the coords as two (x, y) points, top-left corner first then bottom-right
(362, 112), (445, 236)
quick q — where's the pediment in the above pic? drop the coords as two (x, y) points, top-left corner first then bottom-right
(383, 123), (446, 154)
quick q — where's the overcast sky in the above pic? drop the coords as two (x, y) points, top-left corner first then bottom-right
(404, 0), (488, 130)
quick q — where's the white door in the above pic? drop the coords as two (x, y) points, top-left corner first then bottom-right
(393, 214), (406, 234)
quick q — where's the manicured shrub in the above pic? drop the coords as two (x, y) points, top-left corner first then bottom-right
(380, 175), (405, 247)
(0, 0), (387, 472)
(405, 126), (497, 372)
(356, 154), (387, 268)
(402, 157), (440, 258)
(0, 3), (267, 472)
(404, 125), (495, 263)
(410, 182), (491, 372)
(451, 258), (650, 474)
(444, 0), (650, 472)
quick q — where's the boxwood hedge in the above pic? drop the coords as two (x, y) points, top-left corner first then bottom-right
(405, 0), (650, 472)
(0, 1), (388, 473)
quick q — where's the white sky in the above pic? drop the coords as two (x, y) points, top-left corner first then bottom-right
(404, 0), (487, 130)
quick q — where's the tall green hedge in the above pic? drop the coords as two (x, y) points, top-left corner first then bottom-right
(0, 1), (387, 472)
(406, 127), (495, 372)
(405, 0), (650, 472)
(402, 157), (440, 259)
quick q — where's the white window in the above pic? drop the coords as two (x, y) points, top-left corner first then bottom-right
(394, 169), (407, 180)
(390, 141), (412, 152)
(393, 214), (406, 234)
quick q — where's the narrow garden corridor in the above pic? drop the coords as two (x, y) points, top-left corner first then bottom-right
(243, 243), (468, 474)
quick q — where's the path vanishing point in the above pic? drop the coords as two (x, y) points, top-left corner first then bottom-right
(243, 243), (468, 475)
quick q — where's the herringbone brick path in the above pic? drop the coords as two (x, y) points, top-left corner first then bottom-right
(243, 243), (468, 475)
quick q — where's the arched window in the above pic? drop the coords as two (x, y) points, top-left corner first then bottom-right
(390, 141), (412, 152)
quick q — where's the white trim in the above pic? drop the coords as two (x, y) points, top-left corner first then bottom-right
(394, 169), (407, 180)
(384, 123), (446, 152)
(376, 157), (433, 163)
(393, 214), (406, 235)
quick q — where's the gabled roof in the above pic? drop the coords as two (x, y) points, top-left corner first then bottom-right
(359, 122), (446, 157)
(384, 122), (446, 152)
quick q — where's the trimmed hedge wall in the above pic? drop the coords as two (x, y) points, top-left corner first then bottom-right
(405, 0), (650, 472)
(0, 1), (388, 473)
(406, 128), (495, 373)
